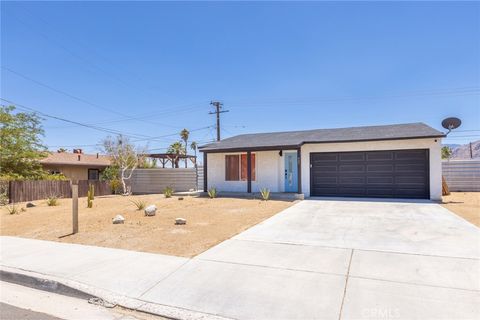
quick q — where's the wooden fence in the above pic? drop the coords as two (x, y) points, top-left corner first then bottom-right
(442, 160), (480, 192)
(5, 180), (112, 203)
(128, 168), (200, 194)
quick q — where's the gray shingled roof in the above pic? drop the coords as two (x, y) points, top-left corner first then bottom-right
(199, 123), (445, 152)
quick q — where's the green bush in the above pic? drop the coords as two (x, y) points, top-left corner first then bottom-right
(207, 187), (217, 199)
(260, 188), (270, 201)
(46, 195), (59, 206)
(163, 186), (174, 198)
(130, 199), (146, 210)
(109, 179), (121, 194)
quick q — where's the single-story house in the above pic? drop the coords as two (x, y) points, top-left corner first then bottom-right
(40, 149), (111, 180)
(199, 123), (445, 200)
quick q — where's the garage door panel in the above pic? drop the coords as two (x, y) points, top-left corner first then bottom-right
(312, 165), (338, 173)
(366, 151), (394, 161)
(339, 165), (365, 172)
(339, 176), (365, 184)
(395, 163), (426, 172)
(395, 150), (426, 160)
(338, 187), (366, 196)
(367, 164), (394, 173)
(339, 153), (365, 161)
(310, 150), (429, 199)
(313, 176), (338, 184)
(313, 154), (338, 161)
(367, 177), (394, 184)
(395, 176), (426, 185)
(367, 188), (395, 197)
(312, 187), (338, 195)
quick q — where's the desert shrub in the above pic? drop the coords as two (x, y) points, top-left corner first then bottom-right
(109, 179), (121, 194)
(43, 173), (67, 181)
(163, 186), (174, 198)
(130, 199), (146, 210)
(260, 188), (270, 201)
(6, 204), (19, 215)
(46, 195), (59, 206)
(0, 185), (8, 206)
(207, 187), (217, 199)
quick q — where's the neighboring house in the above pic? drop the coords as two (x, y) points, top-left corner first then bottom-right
(40, 149), (111, 181)
(199, 123), (445, 200)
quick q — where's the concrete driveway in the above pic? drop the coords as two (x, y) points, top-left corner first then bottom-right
(143, 198), (480, 319)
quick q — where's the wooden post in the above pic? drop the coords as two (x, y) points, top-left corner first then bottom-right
(203, 152), (208, 192)
(247, 151), (252, 193)
(297, 148), (302, 194)
(72, 181), (79, 234)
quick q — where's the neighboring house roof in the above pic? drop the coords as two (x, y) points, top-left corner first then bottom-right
(40, 152), (111, 167)
(200, 122), (445, 152)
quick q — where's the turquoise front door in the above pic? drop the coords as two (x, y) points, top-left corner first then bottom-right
(284, 152), (298, 192)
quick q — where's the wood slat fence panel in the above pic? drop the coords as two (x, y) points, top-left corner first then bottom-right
(442, 160), (480, 192)
(4, 180), (112, 203)
(78, 180), (112, 197)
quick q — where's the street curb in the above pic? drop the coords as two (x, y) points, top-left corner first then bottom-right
(0, 266), (232, 320)
(0, 269), (95, 300)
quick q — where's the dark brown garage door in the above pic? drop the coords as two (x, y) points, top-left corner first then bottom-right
(310, 149), (430, 199)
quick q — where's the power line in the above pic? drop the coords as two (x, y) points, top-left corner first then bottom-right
(1, 98), (150, 139)
(226, 87), (480, 109)
(3, 66), (203, 128)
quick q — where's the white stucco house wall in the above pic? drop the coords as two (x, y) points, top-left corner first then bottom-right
(199, 123), (445, 200)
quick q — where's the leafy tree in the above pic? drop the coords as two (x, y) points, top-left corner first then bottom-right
(0, 105), (48, 180)
(180, 128), (190, 168)
(190, 141), (198, 167)
(102, 135), (144, 195)
(441, 146), (452, 160)
(167, 141), (185, 168)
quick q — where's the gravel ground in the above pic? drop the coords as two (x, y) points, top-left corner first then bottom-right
(441, 192), (480, 227)
(0, 194), (294, 257)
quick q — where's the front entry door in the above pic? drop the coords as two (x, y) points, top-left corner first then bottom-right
(284, 152), (298, 192)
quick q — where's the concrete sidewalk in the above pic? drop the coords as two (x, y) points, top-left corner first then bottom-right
(1, 199), (480, 320)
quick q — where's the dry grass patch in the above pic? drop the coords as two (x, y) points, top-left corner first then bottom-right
(442, 192), (480, 227)
(0, 194), (295, 257)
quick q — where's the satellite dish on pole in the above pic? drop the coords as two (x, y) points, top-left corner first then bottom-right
(441, 117), (461, 134)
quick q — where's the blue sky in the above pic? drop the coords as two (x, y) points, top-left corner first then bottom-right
(1, 1), (479, 154)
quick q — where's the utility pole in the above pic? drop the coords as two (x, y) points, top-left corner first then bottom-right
(209, 101), (229, 141)
(470, 142), (473, 159)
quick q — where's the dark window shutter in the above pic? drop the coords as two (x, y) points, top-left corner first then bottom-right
(240, 154), (256, 181)
(225, 155), (240, 181)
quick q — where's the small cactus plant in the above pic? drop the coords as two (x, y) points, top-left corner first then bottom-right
(207, 187), (217, 199)
(163, 186), (174, 198)
(260, 188), (270, 201)
(87, 184), (95, 208)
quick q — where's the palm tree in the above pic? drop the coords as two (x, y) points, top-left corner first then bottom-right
(190, 141), (198, 168)
(180, 128), (190, 168)
(167, 141), (185, 168)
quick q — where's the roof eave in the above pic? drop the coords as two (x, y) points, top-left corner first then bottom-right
(200, 135), (445, 153)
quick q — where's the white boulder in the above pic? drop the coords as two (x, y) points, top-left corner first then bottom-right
(144, 205), (157, 216)
(112, 215), (125, 224)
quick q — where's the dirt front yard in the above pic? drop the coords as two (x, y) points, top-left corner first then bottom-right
(442, 192), (480, 227)
(0, 195), (294, 257)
